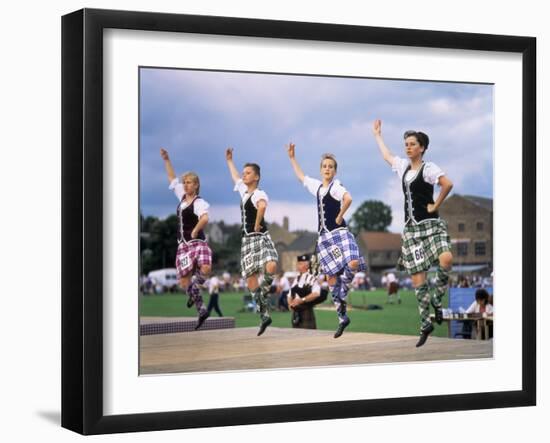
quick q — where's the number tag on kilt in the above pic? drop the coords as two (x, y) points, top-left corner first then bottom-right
(330, 246), (343, 262)
(412, 244), (426, 266)
(244, 253), (255, 271)
(178, 252), (191, 268)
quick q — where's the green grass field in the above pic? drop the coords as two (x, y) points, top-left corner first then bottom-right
(140, 289), (450, 337)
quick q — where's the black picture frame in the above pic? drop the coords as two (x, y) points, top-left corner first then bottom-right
(61, 8), (536, 435)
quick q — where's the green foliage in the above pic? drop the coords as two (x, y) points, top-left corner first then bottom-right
(349, 200), (393, 234)
(140, 214), (178, 274)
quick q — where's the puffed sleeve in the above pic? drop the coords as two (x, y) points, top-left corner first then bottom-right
(391, 156), (409, 180)
(423, 162), (445, 185)
(193, 198), (210, 217)
(233, 179), (247, 198)
(169, 178), (185, 201)
(303, 176), (322, 197)
(251, 190), (269, 208)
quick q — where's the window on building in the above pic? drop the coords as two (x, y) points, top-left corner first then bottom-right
(476, 221), (484, 231)
(458, 223), (465, 232)
(371, 252), (379, 258)
(386, 252), (392, 259)
(457, 242), (468, 256)
(475, 241), (486, 256)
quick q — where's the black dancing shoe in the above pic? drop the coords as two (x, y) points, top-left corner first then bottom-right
(186, 297), (195, 308)
(334, 318), (351, 339)
(416, 323), (434, 348)
(194, 311), (209, 330)
(257, 317), (272, 336)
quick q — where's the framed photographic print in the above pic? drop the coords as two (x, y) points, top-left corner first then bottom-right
(62, 8), (536, 435)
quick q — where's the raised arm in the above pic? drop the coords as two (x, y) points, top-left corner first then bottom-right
(372, 119), (396, 166)
(286, 142), (305, 183)
(160, 148), (176, 183)
(428, 175), (454, 213)
(225, 147), (241, 184)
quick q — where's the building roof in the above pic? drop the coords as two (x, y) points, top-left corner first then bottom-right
(461, 195), (493, 212)
(286, 231), (318, 252)
(358, 231), (402, 251)
(268, 222), (298, 246)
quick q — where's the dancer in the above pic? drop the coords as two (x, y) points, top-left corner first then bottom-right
(287, 143), (367, 338)
(160, 148), (212, 330)
(372, 120), (454, 347)
(225, 148), (279, 336)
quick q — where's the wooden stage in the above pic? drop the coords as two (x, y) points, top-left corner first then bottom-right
(139, 327), (493, 375)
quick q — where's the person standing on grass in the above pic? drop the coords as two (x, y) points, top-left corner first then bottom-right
(160, 148), (212, 330)
(386, 271), (401, 305)
(372, 119), (454, 347)
(207, 275), (223, 317)
(287, 143), (367, 338)
(225, 147), (279, 336)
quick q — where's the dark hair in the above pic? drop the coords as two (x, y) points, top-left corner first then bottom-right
(404, 130), (430, 154)
(475, 288), (490, 304)
(243, 163), (261, 181)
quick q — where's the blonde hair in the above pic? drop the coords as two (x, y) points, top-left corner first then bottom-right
(180, 171), (200, 194)
(320, 153), (338, 171)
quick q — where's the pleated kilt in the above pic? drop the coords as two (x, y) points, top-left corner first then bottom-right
(240, 232), (279, 278)
(175, 240), (212, 279)
(397, 219), (451, 275)
(316, 228), (367, 276)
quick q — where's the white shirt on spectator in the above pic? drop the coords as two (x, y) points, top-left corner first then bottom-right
(291, 273), (321, 295)
(465, 301), (494, 315)
(279, 276), (290, 292)
(303, 176), (347, 201)
(391, 157), (445, 185)
(208, 276), (220, 294)
(233, 179), (269, 207)
(169, 178), (209, 217)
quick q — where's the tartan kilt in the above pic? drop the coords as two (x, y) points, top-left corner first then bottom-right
(175, 240), (212, 279)
(316, 228), (367, 276)
(397, 219), (451, 275)
(240, 232), (279, 278)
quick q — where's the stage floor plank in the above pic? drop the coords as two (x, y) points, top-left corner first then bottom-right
(139, 327), (493, 375)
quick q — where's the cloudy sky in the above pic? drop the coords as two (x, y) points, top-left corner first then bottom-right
(140, 68), (493, 233)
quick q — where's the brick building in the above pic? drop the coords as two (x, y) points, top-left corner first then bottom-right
(356, 231), (402, 272)
(278, 231), (319, 272)
(438, 194), (493, 268)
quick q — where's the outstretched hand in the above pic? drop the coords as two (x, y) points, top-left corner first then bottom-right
(373, 119), (382, 136)
(286, 142), (296, 159)
(160, 147), (169, 160)
(225, 147), (234, 161)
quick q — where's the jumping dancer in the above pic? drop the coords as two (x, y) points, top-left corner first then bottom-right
(287, 143), (367, 338)
(160, 148), (212, 330)
(225, 148), (279, 336)
(372, 120), (454, 347)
